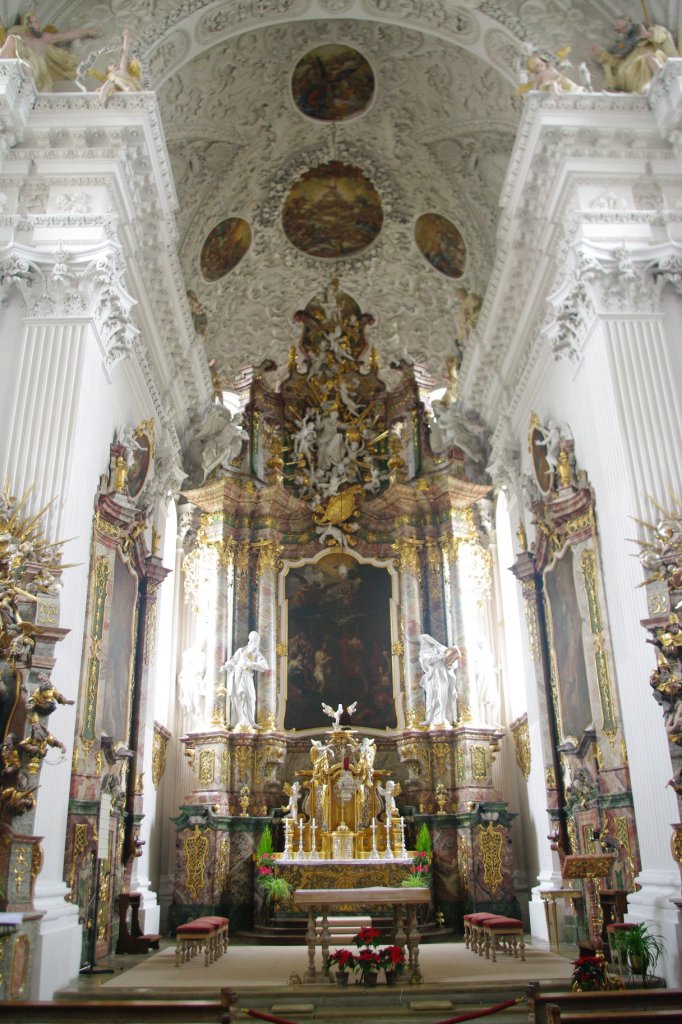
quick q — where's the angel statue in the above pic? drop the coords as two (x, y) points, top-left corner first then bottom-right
(589, 15), (678, 94)
(376, 778), (401, 818)
(221, 631), (268, 731)
(91, 27), (142, 103)
(0, 12), (100, 92)
(281, 780), (301, 819)
(322, 701), (357, 729)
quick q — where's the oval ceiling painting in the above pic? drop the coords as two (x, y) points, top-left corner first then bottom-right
(292, 44), (374, 122)
(415, 213), (466, 279)
(200, 217), (251, 282)
(283, 161), (383, 259)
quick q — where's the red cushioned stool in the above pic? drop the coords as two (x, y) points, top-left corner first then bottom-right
(481, 916), (525, 962)
(464, 912), (498, 954)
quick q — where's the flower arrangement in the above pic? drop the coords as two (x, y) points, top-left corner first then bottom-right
(353, 926), (382, 948)
(401, 823), (431, 887)
(571, 954), (609, 991)
(379, 944), (406, 976)
(326, 948), (355, 974)
(355, 949), (382, 977)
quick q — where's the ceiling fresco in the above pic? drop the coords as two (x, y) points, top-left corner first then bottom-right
(42, 0), (660, 397)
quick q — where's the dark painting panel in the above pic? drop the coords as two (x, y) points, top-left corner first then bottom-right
(282, 161), (383, 259)
(284, 553), (396, 731)
(200, 217), (251, 281)
(545, 548), (592, 741)
(100, 553), (137, 745)
(292, 44), (374, 122)
(415, 212), (466, 279)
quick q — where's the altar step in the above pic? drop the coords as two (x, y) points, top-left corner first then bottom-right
(239, 915), (456, 946)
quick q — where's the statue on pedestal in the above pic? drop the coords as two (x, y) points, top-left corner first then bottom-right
(418, 633), (460, 727)
(221, 631), (268, 730)
(178, 638), (207, 730)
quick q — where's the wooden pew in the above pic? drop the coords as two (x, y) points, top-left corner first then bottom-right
(527, 981), (682, 1024)
(0, 990), (237, 1023)
(545, 1006), (682, 1023)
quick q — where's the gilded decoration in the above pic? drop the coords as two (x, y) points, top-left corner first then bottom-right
(510, 716), (531, 779)
(184, 826), (209, 902)
(458, 835), (469, 894)
(471, 745), (488, 782)
(198, 749), (215, 785)
(151, 724), (170, 789)
(220, 750), (230, 786)
(82, 555), (110, 746)
(546, 766), (557, 788)
(455, 747), (465, 783)
(566, 817), (577, 854)
(479, 822), (503, 895)
(580, 549), (617, 739)
(216, 835), (229, 899)
(234, 746), (252, 779)
(520, 579), (541, 660)
(393, 539), (423, 582)
(94, 511), (120, 540)
(672, 826), (682, 867)
(144, 601), (157, 665)
(68, 823), (89, 891)
(431, 742), (450, 778)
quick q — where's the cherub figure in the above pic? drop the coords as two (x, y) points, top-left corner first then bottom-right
(93, 27), (142, 104)
(29, 674), (75, 716)
(282, 780), (301, 818)
(376, 778), (401, 817)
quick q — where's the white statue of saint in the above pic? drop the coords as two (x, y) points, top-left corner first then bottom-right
(178, 638), (207, 730)
(471, 638), (500, 725)
(115, 424), (143, 468)
(221, 630), (268, 730)
(535, 419), (561, 475)
(196, 403), (248, 479)
(418, 633), (460, 727)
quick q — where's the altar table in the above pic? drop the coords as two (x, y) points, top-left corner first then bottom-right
(293, 886), (431, 982)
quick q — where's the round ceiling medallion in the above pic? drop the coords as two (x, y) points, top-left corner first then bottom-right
(282, 161), (383, 259)
(292, 44), (374, 122)
(200, 217), (251, 281)
(415, 213), (466, 279)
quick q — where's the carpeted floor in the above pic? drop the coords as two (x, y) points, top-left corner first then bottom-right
(101, 941), (574, 991)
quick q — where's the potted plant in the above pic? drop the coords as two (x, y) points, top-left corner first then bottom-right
(401, 824), (431, 888)
(379, 943), (406, 985)
(571, 954), (609, 991)
(326, 948), (355, 985)
(354, 948), (382, 986)
(353, 925), (383, 986)
(612, 922), (665, 986)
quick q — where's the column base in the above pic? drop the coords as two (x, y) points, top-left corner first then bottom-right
(32, 882), (82, 1000)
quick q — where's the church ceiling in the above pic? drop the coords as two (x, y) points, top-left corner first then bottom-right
(40, 0), (659, 394)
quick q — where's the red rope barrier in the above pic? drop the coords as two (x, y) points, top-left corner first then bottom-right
(433, 997), (524, 1024)
(240, 996), (524, 1024)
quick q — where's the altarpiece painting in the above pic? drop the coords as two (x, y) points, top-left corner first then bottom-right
(281, 551), (398, 731)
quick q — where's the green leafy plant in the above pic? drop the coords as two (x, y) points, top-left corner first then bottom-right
(613, 923), (665, 986)
(415, 823), (432, 854)
(258, 873), (293, 907)
(400, 871), (429, 888)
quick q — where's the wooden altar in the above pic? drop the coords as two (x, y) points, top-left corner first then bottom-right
(293, 886), (431, 981)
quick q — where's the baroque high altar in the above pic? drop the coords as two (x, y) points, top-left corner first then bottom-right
(170, 286), (518, 931)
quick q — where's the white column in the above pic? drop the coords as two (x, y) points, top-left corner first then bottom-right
(2, 314), (105, 998)
(579, 312), (682, 985)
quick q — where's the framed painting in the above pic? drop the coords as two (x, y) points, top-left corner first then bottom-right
(543, 546), (593, 742)
(280, 550), (398, 731)
(100, 550), (138, 746)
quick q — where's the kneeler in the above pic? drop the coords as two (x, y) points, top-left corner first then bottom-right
(115, 892), (161, 954)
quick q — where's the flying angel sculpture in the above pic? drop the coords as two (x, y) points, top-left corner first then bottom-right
(321, 701), (357, 728)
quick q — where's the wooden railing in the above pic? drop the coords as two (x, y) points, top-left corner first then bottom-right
(527, 982), (682, 1024)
